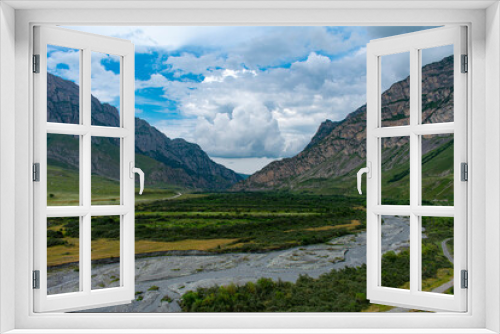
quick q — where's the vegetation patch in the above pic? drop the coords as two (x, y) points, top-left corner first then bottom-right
(181, 215), (455, 312)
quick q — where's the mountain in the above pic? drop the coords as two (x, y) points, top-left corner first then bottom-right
(47, 73), (242, 190)
(304, 120), (340, 150)
(234, 56), (454, 199)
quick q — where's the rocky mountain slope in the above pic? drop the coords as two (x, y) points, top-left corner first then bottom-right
(47, 73), (242, 190)
(234, 56), (454, 195)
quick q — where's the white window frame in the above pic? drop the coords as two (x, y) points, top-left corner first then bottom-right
(33, 26), (136, 312)
(0, 1), (499, 333)
(365, 26), (468, 312)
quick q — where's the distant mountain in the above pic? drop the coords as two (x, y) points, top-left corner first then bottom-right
(47, 73), (242, 190)
(234, 56), (454, 199)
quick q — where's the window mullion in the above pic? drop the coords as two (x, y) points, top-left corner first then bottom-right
(409, 47), (421, 294)
(82, 47), (92, 294)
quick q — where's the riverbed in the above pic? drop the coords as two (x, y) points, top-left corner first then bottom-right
(47, 215), (411, 312)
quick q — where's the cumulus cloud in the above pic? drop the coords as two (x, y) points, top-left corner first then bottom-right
(138, 48), (369, 158)
(90, 52), (121, 106)
(47, 45), (121, 108)
(47, 45), (80, 83)
(226, 26), (365, 69)
(165, 53), (226, 76)
(155, 118), (199, 143)
(64, 26), (438, 163)
(194, 103), (285, 158)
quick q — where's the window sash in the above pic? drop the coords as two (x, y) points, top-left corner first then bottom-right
(32, 26), (136, 313)
(366, 26), (468, 312)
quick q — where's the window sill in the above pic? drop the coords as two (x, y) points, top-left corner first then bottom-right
(3, 329), (498, 334)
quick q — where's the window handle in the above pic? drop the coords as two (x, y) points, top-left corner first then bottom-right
(357, 162), (371, 195)
(130, 162), (145, 195)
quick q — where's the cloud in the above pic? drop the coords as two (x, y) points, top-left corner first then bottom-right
(135, 48), (369, 158)
(155, 118), (198, 142)
(90, 52), (121, 106)
(47, 45), (80, 83)
(380, 51), (410, 91)
(194, 103), (285, 158)
(226, 26), (365, 69)
(165, 53), (226, 76)
(64, 25), (435, 162)
(47, 46), (122, 109)
(210, 157), (278, 174)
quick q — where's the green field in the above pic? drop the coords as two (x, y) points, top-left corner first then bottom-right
(47, 163), (182, 206)
(46, 183), (453, 313)
(48, 192), (367, 265)
(134, 192), (366, 253)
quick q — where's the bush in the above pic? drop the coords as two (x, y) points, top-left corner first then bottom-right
(47, 237), (67, 247)
(181, 266), (370, 312)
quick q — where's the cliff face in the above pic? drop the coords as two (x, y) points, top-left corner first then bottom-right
(234, 56), (454, 191)
(47, 73), (242, 190)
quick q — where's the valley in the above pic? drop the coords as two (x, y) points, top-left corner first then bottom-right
(47, 192), (454, 313)
(44, 53), (456, 313)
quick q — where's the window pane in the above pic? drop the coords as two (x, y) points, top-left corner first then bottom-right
(422, 134), (454, 206)
(381, 215), (410, 289)
(421, 217), (454, 294)
(421, 45), (454, 124)
(91, 52), (121, 127)
(91, 137), (121, 205)
(47, 45), (80, 124)
(47, 217), (80, 295)
(381, 52), (410, 127)
(91, 216), (121, 290)
(381, 136), (410, 205)
(47, 133), (80, 206)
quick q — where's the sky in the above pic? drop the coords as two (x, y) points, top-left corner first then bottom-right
(52, 26), (453, 174)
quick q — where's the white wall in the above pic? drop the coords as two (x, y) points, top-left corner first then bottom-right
(486, 2), (500, 333)
(0, 2), (16, 333)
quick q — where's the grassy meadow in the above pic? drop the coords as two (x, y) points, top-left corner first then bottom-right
(47, 191), (367, 266)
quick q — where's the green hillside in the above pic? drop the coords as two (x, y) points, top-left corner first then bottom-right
(47, 132), (183, 206)
(47, 163), (181, 206)
(291, 135), (454, 206)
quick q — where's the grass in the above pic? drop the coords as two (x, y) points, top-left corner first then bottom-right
(47, 238), (80, 267)
(48, 238), (241, 267)
(47, 192), (366, 266)
(364, 267), (454, 312)
(285, 134), (454, 207)
(303, 220), (362, 232)
(362, 303), (396, 312)
(47, 164), (182, 207)
(421, 268), (454, 293)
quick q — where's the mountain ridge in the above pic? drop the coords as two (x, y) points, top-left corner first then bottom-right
(47, 73), (242, 190)
(234, 55), (455, 193)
